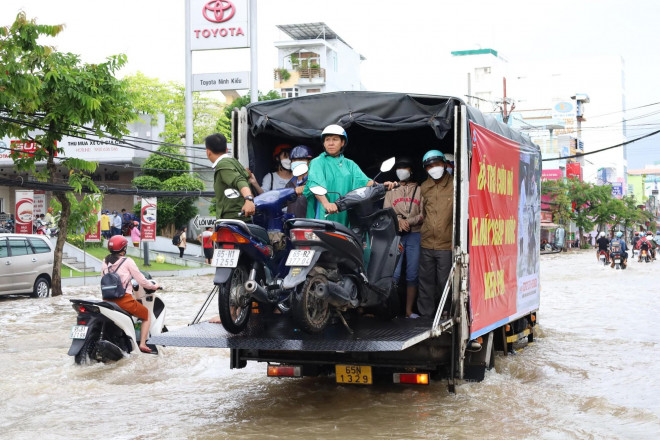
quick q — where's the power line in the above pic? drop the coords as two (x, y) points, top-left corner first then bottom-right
(542, 129), (660, 161)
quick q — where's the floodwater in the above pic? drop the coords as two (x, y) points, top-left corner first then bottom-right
(1, 250), (659, 439)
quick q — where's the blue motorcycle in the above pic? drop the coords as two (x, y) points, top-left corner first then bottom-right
(212, 187), (298, 334)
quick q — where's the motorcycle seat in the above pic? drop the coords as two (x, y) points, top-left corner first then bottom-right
(246, 223), (270, 245)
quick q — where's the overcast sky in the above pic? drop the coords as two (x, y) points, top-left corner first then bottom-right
(3, 0), (659, 166)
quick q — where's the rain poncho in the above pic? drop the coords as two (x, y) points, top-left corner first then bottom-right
(304, 152), (370, 227)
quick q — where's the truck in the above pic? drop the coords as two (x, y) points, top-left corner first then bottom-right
(151, 91), (542, 390)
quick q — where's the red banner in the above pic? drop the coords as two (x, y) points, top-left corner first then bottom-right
(85, 195), (102, 242)
(140, 197), (157, 242)
(468, 123), (541, 338)
(15, 190), (34, 234)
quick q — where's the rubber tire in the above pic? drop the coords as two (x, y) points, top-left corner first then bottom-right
(292, 273), (331, 334)
(31, 276), (50, 298)
(74, 326), (100, 365)
(218, 265), (251, 334)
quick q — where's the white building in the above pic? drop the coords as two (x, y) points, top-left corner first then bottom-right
(273, 22), (365, 97)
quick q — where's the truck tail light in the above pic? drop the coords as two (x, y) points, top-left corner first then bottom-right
(267, 365), (302, 377)
(393, 373), (429, 385)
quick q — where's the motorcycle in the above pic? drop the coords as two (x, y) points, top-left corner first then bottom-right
(282, 157), (401, 334)
(35, 221), (58, 237)
(211, 171), (303, 334)
(610, 251), (625, 270)
(639, 248), (652, 263)
(598, 250), (609, 265)
(68, 274), (166, 364)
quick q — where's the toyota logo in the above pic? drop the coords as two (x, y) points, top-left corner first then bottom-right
(203, 0), (236, 23)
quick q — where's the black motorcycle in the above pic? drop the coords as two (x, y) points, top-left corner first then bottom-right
(282, 158), (400, 333)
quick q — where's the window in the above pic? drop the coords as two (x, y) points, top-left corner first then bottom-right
(8, 238), (32, 256)
(306, 89), (321, 94)
(280, 87), (299, 98)
(0, 238), (7, 258)
(29, 237), (51, 254)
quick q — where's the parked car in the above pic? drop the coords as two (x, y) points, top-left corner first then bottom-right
(0, 234), (54, 298)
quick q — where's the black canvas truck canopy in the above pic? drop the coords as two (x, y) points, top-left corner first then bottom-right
(240, 91), (538, 182)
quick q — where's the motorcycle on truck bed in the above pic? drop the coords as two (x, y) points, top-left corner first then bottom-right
(150, 91), (542, 390)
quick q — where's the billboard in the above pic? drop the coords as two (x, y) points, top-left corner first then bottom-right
(15, 190), (34, 234)
(189, 0), (249, 51)
(140, 198), (157, 242)
(468, 122), (541, 339)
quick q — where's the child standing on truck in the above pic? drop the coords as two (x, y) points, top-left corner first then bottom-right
(417, 150), (453, 318)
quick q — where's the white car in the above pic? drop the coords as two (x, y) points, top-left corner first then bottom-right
(0, 233), (54, 298)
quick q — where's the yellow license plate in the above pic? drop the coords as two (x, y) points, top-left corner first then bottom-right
(335, 365), (372, 385)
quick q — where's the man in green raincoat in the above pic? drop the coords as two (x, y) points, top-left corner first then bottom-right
(304, 124), (394, 227)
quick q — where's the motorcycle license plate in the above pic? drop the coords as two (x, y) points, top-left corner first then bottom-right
(285, 250), (315, 266)
(212, 249), (240, 268)
(336, 365), (372, 385)
(70, 325), (88, 339)
(615, 259), (621, 264)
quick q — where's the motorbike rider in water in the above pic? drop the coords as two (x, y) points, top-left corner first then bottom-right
(102, 235), (160, 353)
(595, 231), (610, 263)
(609, 231), (628, 268)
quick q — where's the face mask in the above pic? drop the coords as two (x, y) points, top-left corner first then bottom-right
(291, 161), (306, 171)
(280, 159), (292, 170)
(428, 166), (445, 180)
(396, 169), (411, 181)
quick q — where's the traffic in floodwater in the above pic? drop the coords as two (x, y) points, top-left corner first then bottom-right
(1, 250), (658, 439)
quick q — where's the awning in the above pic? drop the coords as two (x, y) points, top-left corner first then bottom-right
(541, 222), (560, 228)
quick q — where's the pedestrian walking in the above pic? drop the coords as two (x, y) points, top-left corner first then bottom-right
(130, 221), (141, 247)
(175, 227), (187, 258)
(197, 226), (214, 264)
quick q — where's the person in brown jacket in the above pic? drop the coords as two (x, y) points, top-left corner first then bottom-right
(418, 150), (453, 317)
(383, 157), (423, 318)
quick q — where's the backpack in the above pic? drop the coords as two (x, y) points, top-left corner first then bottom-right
(101, 258), (129, 300)
(172, 233), (181, 245)
(610, 240), (622, 253)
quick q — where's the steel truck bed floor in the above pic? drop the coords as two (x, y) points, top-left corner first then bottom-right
(149, 313), (437, 352)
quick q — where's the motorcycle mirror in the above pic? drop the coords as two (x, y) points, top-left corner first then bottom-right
(309, 186), (328, 196)
(380, 157), (396, 173)
(292, 163), (308, 177)
(224, 188), (241, 199)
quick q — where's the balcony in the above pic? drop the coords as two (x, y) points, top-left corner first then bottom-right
(274, 67), (326, 87)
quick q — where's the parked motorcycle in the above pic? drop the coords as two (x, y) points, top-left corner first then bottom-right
(211, 173), (303, 334)
(68, 274), (166, 364)
(35, 220), (58, 237)
(282, 157), (400, 334)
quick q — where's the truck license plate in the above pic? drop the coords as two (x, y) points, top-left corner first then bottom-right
(335, 365), (372, 385)
(212, 249), (240, 268)
(70, 325), (88, 339)
(285, 250), (315, 266)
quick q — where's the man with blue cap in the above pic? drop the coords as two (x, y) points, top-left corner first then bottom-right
(418, 150), (453, 317)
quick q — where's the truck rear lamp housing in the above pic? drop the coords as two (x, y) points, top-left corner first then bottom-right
(393, 373), (429, 385)
(267, 365), (302, 377)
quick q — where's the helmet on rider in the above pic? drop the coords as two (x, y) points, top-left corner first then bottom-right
(290, 145), (314, 160)
(272, 143), (292, 158)
(108, 235), (128, 254)
(616, 231), (623, 238)
(634, 231), (640, 236)
(422, 150), (446, 168)
(598, 232), (606, 238)
(396, 157), (414, 169)
(321, 124), (348, 154)
(647, 232), (654, 237)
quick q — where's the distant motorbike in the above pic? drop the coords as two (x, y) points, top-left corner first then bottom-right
(598, 250), (609, 265)
(68, 273), (166, 364)
(610, 251), (625, 270)
(639, 248), (652, 263)
(282, 158), (400, 334)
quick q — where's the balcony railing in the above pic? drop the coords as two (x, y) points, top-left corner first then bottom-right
(274, 67), (326, 83)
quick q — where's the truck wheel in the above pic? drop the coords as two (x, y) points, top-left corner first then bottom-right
(218, 265), (251, 334)
(292, 273), (330, 334)
(74, 326), (100, 365)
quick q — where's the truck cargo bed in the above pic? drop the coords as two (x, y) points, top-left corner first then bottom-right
(149, 313), (439, 352)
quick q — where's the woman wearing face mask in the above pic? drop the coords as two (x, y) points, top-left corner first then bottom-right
(417, 150), (454, 318)
(383, 157), (424, 318)
(249, 144), (293, 194)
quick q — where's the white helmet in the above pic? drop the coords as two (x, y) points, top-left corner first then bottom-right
(598, 232), (605, 238)
(322, 124), (347, 142)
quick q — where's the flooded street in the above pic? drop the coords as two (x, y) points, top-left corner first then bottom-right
(1, 250), (659, 439)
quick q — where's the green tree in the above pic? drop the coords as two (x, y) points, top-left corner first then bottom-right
(0, 13), (135, 295)
(216, 90), (281, 142)
(542, 179), (572, 226)
(124, 72), (223, 145)
(132, 145), (204, 233)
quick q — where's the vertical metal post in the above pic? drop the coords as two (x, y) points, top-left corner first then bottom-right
(144, 241), (150, 266)
(184, 0), (194, 169)
(249, 0), (258, 103)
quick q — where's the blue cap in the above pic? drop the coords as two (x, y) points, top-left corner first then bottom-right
(422, 149), (446, 167)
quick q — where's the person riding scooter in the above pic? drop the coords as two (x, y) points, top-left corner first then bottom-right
(102, 235), (159, 353)
(609, 231), (628, 269)
(595, 231), (610, 263)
